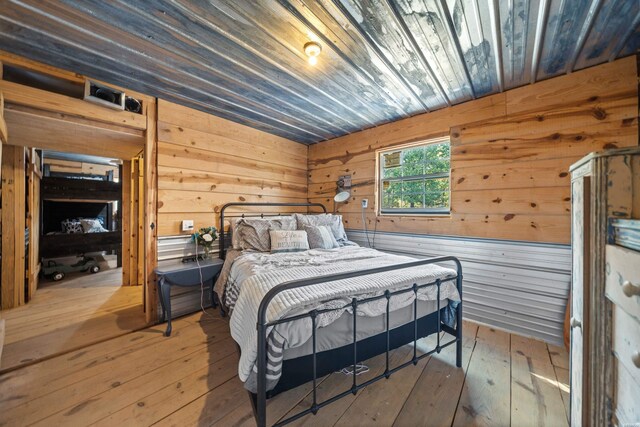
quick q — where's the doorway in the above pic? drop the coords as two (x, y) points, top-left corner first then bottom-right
(0, 97), (155, 372)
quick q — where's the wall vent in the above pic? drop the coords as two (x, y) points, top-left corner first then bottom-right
(83, 80), (125, 111)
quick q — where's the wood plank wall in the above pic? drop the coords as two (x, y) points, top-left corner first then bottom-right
(308, 57), (639, 244)
(1, 145), (26, 309)
(156, 100), (308, 236)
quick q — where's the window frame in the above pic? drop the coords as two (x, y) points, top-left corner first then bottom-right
(376, 137), (451, 216)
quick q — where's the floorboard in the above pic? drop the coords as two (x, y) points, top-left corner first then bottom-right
(452, 326), (511, 426)
(284, 351), (393, 426)
(393, 322), (478, 427)
(0, 311), (570, 426)
(0, 261), (146, 372)
(511, 334), (569, 427)
(547, 344), (570, 370)
(334, 338), (432, 426)
(0, 316), (199, 412)
(554, 366), (571, 423)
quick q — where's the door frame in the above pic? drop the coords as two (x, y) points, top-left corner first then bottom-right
(0, 57), (158, 319)
(143, 101), (158, 324)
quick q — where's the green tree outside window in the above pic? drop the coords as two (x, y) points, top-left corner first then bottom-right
(380, 140), (450, 214)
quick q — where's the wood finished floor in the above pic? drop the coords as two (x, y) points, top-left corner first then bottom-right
(0, 257), (146, 373)
(0, 308), (570, 427)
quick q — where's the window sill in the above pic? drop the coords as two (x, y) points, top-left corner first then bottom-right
(377, 212), (451, 219)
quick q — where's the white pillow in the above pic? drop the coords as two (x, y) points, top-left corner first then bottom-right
(80, 218), (107, 233)
(270, 230), (309, 253)
(61, 218), (83, 234)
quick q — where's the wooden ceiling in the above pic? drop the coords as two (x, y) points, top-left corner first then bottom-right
(1, 0), (638, 144)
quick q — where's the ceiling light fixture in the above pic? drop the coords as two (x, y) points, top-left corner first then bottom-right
(304, 41), (322, 66)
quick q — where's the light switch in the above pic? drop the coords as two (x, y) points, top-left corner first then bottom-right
(181, 220), (194, 232)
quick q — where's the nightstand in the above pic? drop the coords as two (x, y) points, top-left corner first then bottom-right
(155, 257), (224, 336)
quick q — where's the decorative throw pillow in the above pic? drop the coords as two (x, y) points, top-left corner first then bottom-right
(294, 213), (348, 243)
(232, 216), (296, 252)
(270, 230), (309, 253)
(61, 218), (83, 234)
(303, 225), (339, 249)
(81, 218), (108, 233)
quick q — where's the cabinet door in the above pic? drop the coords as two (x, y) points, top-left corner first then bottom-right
(570, 175), (590, 426)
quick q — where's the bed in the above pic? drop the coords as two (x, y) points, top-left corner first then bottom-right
(39, 176), (121, 259)
(215, 202), (463, 427)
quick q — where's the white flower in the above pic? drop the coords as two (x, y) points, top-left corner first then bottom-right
(202, 233), (213, 242)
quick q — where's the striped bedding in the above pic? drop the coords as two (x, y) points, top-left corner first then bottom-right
(215, 245), (460, 393)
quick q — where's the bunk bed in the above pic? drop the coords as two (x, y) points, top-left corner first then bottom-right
(39, 176), (122, 259)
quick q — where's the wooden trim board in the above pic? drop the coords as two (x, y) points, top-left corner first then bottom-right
(0, 92), (7, 145)
(144, 101), (158, 323)
(1, 145), (26, 309)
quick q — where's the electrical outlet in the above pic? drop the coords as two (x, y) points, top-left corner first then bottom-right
(361, 199), (368, 209)
(181, 220), (194, 232)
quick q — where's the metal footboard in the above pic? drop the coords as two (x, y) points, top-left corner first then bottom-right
(255, 256), (463, 427)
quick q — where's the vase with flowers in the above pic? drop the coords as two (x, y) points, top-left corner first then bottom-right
(191, 226), (218, 259)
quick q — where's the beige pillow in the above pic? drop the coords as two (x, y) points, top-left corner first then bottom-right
(270, 230), (309, 253)
(232, 216), (296, 251)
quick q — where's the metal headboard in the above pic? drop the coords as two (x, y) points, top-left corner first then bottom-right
(218, 202), (327, 259)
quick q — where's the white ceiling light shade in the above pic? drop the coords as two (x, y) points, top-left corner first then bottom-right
(304, 41), (322, 66)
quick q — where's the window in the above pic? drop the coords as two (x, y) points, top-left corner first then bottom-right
(379, 138), (451, 215)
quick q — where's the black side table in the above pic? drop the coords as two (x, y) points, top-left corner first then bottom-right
(155, 257), (224, 336)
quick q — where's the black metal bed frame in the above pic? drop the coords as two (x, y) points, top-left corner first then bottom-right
(218, 202), (463, 427)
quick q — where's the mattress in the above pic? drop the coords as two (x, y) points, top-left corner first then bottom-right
(283, 299), (445, 360)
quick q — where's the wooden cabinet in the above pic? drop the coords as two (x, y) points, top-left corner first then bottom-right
(570, 148), (640, 426)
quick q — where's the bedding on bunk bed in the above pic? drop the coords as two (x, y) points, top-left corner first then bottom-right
(46, 218), (109, 235)
(214, 243), (460, 393)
